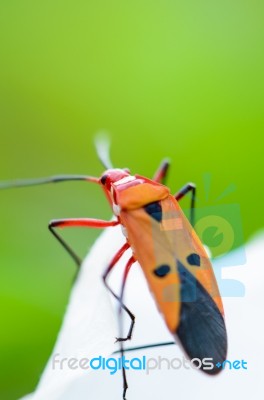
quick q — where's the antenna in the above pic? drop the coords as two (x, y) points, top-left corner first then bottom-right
(94, 132), (113, 170)
(0, 175), (99, 190)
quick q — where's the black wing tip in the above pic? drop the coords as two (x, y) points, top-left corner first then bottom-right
(175, 261), (228, 374)
(173, 331), (228, 375)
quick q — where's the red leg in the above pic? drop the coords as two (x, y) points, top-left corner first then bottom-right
(175, 183), (196, 226)
(102, 242), (130, 278)
(102, 245), (135, 400)
(102, 245), (135, 340)
(50, 218), (119, 228)
(49, 218), (119, 266)
(117, 256), (136, 341)
(153, 159), (170, 183)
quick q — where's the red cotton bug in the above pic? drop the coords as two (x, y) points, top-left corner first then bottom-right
(0, 138), (227, 399)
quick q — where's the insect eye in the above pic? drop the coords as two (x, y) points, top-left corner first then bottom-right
(100, 174), (108, 185)
(186, 253), (200, 266)
(144, 201), (162, 222)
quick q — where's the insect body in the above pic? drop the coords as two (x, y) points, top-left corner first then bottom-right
(101, 168), (227, 371)
(0, 141), (227, 399)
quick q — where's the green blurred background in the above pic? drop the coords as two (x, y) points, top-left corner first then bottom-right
(0, 1), (263, 398)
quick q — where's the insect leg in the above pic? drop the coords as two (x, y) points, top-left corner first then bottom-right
(102, 248), (135, 400)
(152, 159), (170, 184)
(113, 341), (175, 354)
(103, 250), (135, 341)
(48, 218), (119, 267)
(175, 183), (196, 226)
(115, 257), (137, 398)
(116, 256), (136, 341)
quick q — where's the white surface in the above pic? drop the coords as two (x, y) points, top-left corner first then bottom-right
(21, 229), (264, 400)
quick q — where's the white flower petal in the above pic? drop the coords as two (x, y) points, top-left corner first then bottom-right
(22, 231), (264, 400)
(22, 225), (125, 400)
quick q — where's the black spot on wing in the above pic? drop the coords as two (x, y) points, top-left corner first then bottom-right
(144, 201), (162, 222)
(153, 264), (171, 278)
(187, 253), (201, 266)
(176, 261), (227, 374)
